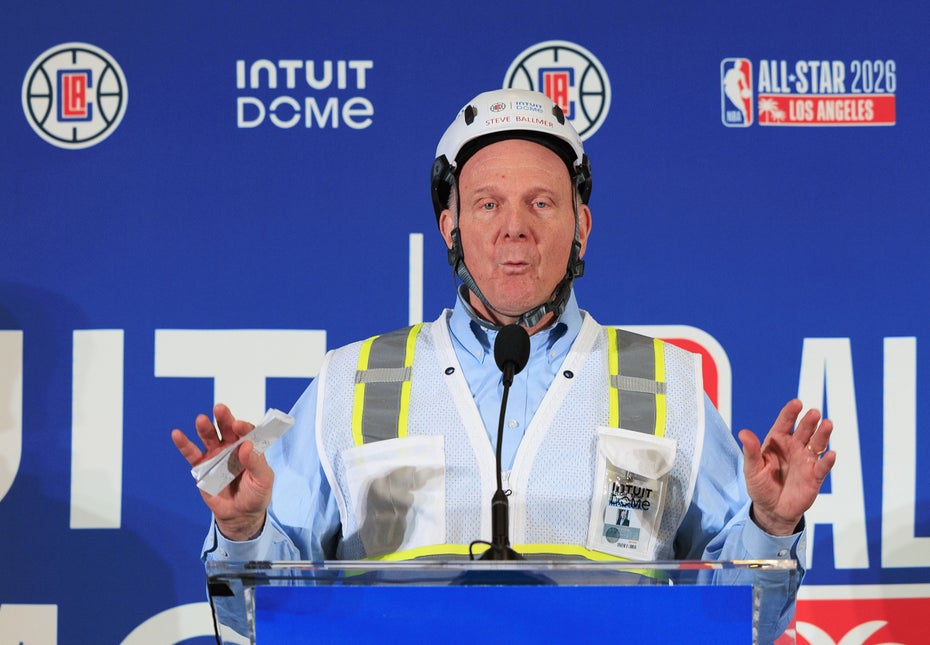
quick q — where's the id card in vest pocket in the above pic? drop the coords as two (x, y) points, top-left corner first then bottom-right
(586, 426), (677, 560)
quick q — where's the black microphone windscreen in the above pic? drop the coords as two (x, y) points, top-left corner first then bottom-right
(494, 324), (531, 376)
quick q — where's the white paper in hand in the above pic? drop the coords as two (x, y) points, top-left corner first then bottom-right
(190, 408), (294, 496)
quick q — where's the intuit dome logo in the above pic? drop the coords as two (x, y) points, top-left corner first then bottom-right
(505, 40), (611, 141)
(235, 58), (374, 130)
(722, 57), (896, 127)
(22, 43), (128, 149)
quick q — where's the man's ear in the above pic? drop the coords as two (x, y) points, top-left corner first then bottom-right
(576, 203), (592, 258)
(439, 208), (456, 249)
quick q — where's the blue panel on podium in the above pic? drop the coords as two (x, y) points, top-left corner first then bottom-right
(255, 584), (752, 642)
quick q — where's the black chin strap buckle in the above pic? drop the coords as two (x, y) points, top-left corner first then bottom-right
(570, 240), (585, 279)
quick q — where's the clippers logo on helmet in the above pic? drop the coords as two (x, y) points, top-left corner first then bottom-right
(22, 43), (127, 149)
(504, 40), (611, 140)
(721, 58), (753, 127)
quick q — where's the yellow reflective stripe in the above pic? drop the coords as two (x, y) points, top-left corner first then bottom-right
(607, 327), (620, 427)
(653, 338), (667, 437)
(364, 543), (666, 581)
(369, 543), (621, 562)
(397, 324), (423, 439)
(352, 334), (378, 446)
(609, 329), (665, 437)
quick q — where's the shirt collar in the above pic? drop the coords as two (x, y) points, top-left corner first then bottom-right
(449, 289), (583, 366)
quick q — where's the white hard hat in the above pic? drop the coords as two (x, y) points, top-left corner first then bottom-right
(430, 88), (592, 222)
(430, 88), (592, 329)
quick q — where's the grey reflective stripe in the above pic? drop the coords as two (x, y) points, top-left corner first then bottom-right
(356, 326), (416, 444)
(612, 330), (661, 435)
(611, 375), (667, 395)
(356, 367), (412, 384)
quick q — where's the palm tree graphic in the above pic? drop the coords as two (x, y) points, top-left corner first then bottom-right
(758, 97), (786, 123)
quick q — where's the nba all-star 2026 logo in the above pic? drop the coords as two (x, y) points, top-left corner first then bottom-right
(505, 40), (611, 141)
(722, 57), (896, 127)
(22, 42), (128, 149)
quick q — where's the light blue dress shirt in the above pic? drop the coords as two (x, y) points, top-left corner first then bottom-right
(204, 291), (805, 642)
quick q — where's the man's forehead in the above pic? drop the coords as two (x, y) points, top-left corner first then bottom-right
(455, 131), (577, 177)
(458, 139), (571, 182)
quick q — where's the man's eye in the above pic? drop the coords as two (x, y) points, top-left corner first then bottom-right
(481, 202), (496, 210)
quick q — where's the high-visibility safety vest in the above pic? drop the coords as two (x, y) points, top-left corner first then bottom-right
(315, 310), (705, 561)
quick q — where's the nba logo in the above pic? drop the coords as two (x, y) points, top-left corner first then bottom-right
(540, 68), (574, 119)
(58, 69), (94, 121)
(721, 58), (753, 127)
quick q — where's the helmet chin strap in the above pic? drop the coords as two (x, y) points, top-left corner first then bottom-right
(453, 252), (582, 330)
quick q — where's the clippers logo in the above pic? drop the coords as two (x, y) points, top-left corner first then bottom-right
(721, 58), (753, 126)
(59, 70), (93, 121)
(22, 43), (127, 149)
(504, 40), (611, 140)
(490, 101), (506, 113)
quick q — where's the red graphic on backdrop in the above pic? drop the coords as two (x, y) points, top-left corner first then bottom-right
(58, 70), (93, 120)
(542, 69), (573, 118)
(757, 95), (896, 126)
(778, 597), (928, 644)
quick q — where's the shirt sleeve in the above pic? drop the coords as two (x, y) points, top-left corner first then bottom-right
(202, 378), (342, 564)
(675, 396), (806, 644)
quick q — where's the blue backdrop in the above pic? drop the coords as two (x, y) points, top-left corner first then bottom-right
(3, 1), (928, 643)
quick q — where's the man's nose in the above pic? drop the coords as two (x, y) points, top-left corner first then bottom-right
(500, 204), (531, 238)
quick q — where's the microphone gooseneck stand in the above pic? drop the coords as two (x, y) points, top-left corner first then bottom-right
(480, 323), (530, 561)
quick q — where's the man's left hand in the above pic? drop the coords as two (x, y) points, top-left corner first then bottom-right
(738, 399), (836, 536)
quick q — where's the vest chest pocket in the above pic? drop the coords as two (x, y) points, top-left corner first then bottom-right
(341, 435), (446, 558)
(586, 426), (677, 561)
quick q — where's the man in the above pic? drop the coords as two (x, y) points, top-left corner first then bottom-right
(173, 89), (835, 642)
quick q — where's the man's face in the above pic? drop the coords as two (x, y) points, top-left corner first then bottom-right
(440, 138), (592, 325)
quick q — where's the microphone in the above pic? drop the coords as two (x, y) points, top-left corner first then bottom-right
(494, 322), (531, 387)
(481, 323), (530, 560)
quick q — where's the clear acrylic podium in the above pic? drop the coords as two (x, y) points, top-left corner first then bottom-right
(206, 559), (798, 644)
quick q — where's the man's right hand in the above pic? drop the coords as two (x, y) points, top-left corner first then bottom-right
(172, 403), (274, 541)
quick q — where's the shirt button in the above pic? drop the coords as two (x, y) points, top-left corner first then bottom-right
(508, 420), (519, 429)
